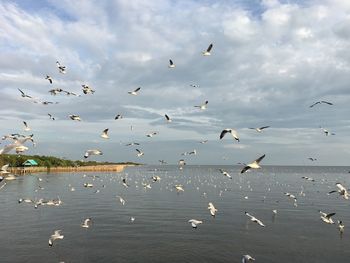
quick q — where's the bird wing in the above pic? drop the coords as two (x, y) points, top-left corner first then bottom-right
(309, 102), (320, 108)
(1, 164), (9, 172)
(259, 126), (270, 130)
(326, 213), (336, 219)
(207, 43), (213, 52)
(134, 87), (141, 92)
(219, 129), (229, 139)
(136, 149), (141, 154)
(103, 128), (109, 134)
(165, 114), (170, 120)
(169, 59), (173, 65)
(18, 88), (25, 95)
(321, 101), (333, 105)
(255, 154), (266, 164)
(336, 183), (346, 192)
(241, 166), (251, 174)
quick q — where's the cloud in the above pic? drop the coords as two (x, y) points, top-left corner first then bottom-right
(1, 0), (350, 165)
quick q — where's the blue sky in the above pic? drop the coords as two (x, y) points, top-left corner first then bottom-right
(1, 0), (350, 165)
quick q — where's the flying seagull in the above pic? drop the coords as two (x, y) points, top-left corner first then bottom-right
(122, 178), (129, 188)
(199, 140), (208, 144)
(101, 129), (109, 139)
(308, 157), (317, 161)
(320, 127), (335, 136)
(82, 84), (95, 94)
(84, 149), (103, 158)
(81, 218), (92, 228)
(18, 88), (32, 99)
(249, 126), (270, 132)
(116, 195), (126, 206)
(128, 87), (141, 95)
(202, 43), (213, 56)
(56, 61), (66, 74)
(328, 183), (349, 200)
(190, 84), (200, 88)
(48, 230), (64, 247)
(208, 202), (218, 217)
(175, 184), (184, 192)
(220, 129), (239, 142)
(319, 211), (336, 224)
(165, 114), (172, 123)
(115, 114), (123, 120)
(338, 220), (345, 233)
(309, 101), (333, 108)
(245, 212), (265, 227)
(48, 114), (55, 120)
(194, 100), (208, 110)
(23, 121), (31, 131)
(45, 75), (53, 84)
(146, 131), (158, 137)
(219, 169), (232, 179)
(188, 219), (203, 228)
(69, 115), (81, 121)
(136, 149), (144, 157)
(125, 142), (140, 146)
(242, 255), (255, 262)
(168, 59), (175, 68)
(241, 154), (266, 174)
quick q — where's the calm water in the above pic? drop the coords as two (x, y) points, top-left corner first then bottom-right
(0, 165), (349, 263)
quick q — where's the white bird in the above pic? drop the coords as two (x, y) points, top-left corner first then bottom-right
(84, 149), (103, 158)
(284, 192), (297, 201)
(168, 59), (175, 68)
(220, 129), (239, 142)
(178, 159), (186, 166)
(202, 43), (213, 56)
(136, 149), (144, 157)
(328, 183), (349, 200)
(194, 100), (208, 110)
(320, 127), (335, 136)
(188, 219), (203, 228)
(56, 61), (66, 74)
(272, 209), (277, 215)
(125, 142), (140, 146)
(175, 184), (184, 192)
(128, 87), (141, 95)
(48, 230), (64, 247)
(146, 131), (158, 137)
(249, 126), (270, 132)
(338, 220), (345, 233)
(18, 88), (32, 98)
(142, 183), (152, 189)
(1, 164), (10, 175)
(199, 140), (208, 144)
(23, 121), (31, 131)
(69, 115), (81, 121)
(116, 195), (126, 206)
(242, 255), (255, 262)
(45, 75), (53, 84)
(101, 128), (109, 139)
(208, 202), (217, 217)
(122, 178), (129, 188)
(241, 154), (266, 174)
(245, 212), (265, 227)
(0, 135), (34, 155)
(319, 211), (336, 224)
(82, 84), (95, 94)
(152, 176), (161, 182)
(83, 183), (94, 188)
(219, 169), (232, 179)
(165, 114), (172, 123)
(130, 217), (135, 222)
(81, 218), (92, 228)
(115, 114), (123, 120)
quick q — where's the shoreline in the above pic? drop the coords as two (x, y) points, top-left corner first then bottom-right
(8, 164), (133, 175)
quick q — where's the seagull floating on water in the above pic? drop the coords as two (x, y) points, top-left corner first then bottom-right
(81, 218), (92, 228)
(241, 154), (266, 174)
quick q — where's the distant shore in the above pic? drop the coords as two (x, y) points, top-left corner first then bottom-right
(8, 164), (134, 175)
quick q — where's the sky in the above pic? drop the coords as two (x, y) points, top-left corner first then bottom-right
(0, 0), (350, 165)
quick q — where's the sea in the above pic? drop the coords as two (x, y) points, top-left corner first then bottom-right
(0, 165), (349, 263)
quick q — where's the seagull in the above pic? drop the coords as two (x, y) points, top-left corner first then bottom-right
(190, 84), (200, 88)
(125, 142), (140, 146)
(48, 114), (55, 120)
(101, 129), (109, 139)
(115, 114), (123, 120)
(158, 160), (167, 165)
(199, 140), (208, 144)
(23, 121), (31, 131)
(194, 100), (208, 110)
(245, 212), (265, 227)
(45, 75), (53, 84)
(0, 135), (34, 155)
(152, 175), (161, 182)
(168, 59), (175, 68)
(272, 209), (277, 215)
(69, 115), (81, 121)
(202, 43), (213, 56)
(178, 159), (186, 166)
(146, 132), (158, 137)
(249, 126), (270, 132)
(84, 183), (93, 188)
(116, 195), (126, 206)
(165, 114), (172, 123)
(320, 127), (335, 136)
(319, 211), (336, 224)
(220, 129), (239, 142)
(301, 176), (315, 182)
(208, 202), (218, 217)
(219, 169), (232, 179)
(18, 88), (32, 99)
(122, 178), (129, 188)
(84, 149), (103, 158)
(130, 217), (136, 222)
(338, 220), (345, 233)
(175, 184), (184, 192)
(128, 87), (141, 95)
(48, 230), (64, 247)
(328, 183), (349, 200)
(241, 154), (266, 174)
(284, 192), (297, 201)
(308, 157), (317, 161)
(0, 164), (10, 175)
(81, 218), (92, 228)
(82, 84), (95, 94)
(188, 219), (203, 228)
(142, 183), (152, 189)
(56, 61), (66, 74)
(309, 101), (333, 108)
(136, 149), (144, 157)
(242, 255), (255, 262)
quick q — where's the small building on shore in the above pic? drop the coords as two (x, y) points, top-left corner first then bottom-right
(22, 159), (38, 167)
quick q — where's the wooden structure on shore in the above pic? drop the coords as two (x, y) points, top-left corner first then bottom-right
(9, 164), (128, 175)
